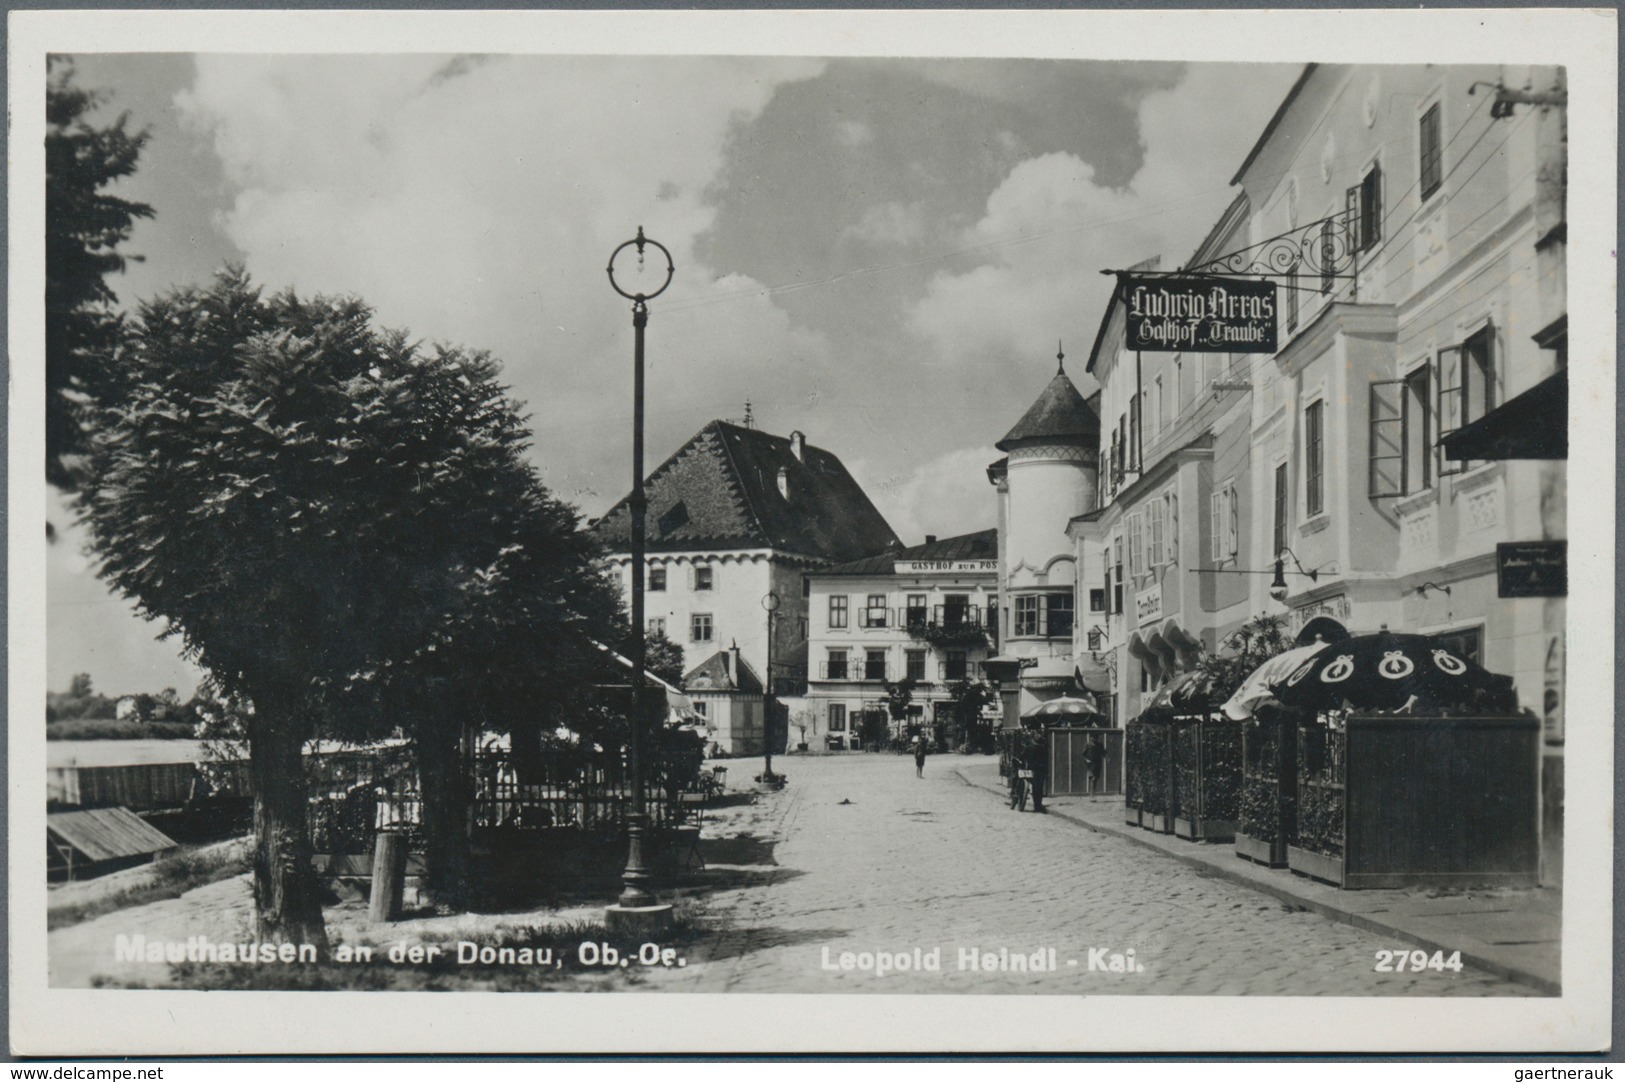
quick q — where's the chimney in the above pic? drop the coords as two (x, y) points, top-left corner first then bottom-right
(729, 642), (743, 686)
(789, 430), (805, 462)
(925, 534), (937, 545)
(776, 467), (790, 500)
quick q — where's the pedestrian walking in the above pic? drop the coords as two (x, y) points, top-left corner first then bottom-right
(912, 733), (927, 778)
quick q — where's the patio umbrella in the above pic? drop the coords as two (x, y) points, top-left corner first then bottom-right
(1267, 631), (1517, 716)
(1143, 669), (1222, 716)
(1220, 641), (1331, 720)
(1021, 693), (1101, 721)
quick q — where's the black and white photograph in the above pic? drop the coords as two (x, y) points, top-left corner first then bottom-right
(9, 7), (1615, 1057)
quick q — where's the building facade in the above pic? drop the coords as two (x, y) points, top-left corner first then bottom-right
(589, 420), (901, 754)
(985, 357), (1102, 718)
(802, 530), (999, 748)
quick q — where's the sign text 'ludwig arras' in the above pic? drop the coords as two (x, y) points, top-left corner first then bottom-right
(1122, 276), (1278, 354)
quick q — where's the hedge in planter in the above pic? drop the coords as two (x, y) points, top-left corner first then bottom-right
(1171, 716), (1241, 842)
(1235, 708), (1295, 868)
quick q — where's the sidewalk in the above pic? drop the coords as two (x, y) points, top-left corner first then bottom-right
(955, 761), (1561, 994)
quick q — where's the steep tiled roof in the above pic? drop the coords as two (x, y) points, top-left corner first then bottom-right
(683, 650), (765, 694)
(812, 528), (998, 577)
(590, 421), (900, 561)
(996, 365), (1100, 451)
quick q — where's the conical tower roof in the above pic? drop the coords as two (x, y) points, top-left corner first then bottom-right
(995, 349), (1100, 452)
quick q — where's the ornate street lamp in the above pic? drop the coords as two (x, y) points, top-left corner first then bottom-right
(605, 227), (674, 930)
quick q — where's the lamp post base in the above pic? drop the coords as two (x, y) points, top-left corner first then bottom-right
(604, 903), (675, 936)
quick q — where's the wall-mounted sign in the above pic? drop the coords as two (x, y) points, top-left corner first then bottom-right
(1134, 583), (1163, 627)
(1122, 276), (1278, 354)
(894, 560), (999, 575)
(1292, 595), (1351, 633)
(1497, 541), (1567, 598)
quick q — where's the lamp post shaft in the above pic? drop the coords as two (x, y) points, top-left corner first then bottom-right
(621, 300), (654, 909)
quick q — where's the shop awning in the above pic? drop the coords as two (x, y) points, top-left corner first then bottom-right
(1439, 368), (1567, 461)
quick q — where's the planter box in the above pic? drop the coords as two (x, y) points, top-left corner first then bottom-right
(1288, 714), (1541, 890)
(1235, 712), (1296, 868)
(1172, 718), (1241, 843)
(1145, 813), (1174, 835)
(1234, 832), (1284, 868)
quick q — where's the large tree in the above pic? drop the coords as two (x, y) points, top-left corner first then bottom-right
(75, 268), (612, 940)
(46, 56), (154, 490)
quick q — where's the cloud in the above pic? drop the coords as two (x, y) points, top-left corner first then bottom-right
(838, 200), (929, 248)
(849, 445), (1001, 546)
(903, 63), (1299, 382)
(176, 54), (830, 518)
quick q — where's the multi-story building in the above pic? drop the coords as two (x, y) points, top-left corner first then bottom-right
(1067, 62), (1566, 877)
(1068, 198), (1260, 727)
(985, 356), (1102, 718)
(802, 530), (999, 748)
(589, 420), (900, 754)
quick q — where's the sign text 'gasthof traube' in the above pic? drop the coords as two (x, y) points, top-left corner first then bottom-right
(1122, 276), (1278, 354)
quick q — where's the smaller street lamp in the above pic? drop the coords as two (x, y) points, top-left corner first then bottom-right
(1268, 548), (1320, 603)
(761, 592), (780, 783)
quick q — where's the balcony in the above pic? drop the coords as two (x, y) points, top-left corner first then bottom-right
(818, 660), (889, 681)
(905, 605), (992, 648)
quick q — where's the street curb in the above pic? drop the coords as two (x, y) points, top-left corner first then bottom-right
(953, 767), (1559, 995)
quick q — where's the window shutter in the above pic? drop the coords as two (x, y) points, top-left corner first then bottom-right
(1346, 185), (1362, 252)
(1209, 492), (1223, 562)
(1368, 379), (1406, 497)
(1166, 493), (1178, 565)
(1436, 345), (1468, 477)
(1148, 499), (1164, 568)
(1226, 486), (1240, 558)
(1365, 163), (1383, 248)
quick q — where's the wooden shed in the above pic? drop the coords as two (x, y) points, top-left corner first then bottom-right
(48, 806), (179, 881)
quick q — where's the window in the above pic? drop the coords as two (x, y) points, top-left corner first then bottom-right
(943, 594), (970, 628)
(1113, 534), (1124, 615)
(1419, 102), (1442, 201)
(905, 594), (928, 626)
(864, 650), (887, 681)
(945, 651), (968, 681)
(694, 566), (714, 591)
(648, 617), (666, 638)
(648, 567), (666, 592)
(1046, 594), (1075, 640)
(1089, 588), (1106, 613)
(1432, 626), (1482, 667)
(1152, 376), (1164, 440)
(864, 594), (889, 628)
(1173, 359), (1184, 419)
(828, 703), (847, 732)
(828, 595), (848, 630)
(1438, 325), (1495, 477)
(1286, 262), (1300, 333)
(905, 650), (926, 682)
(1273, 463), (1289, 558)
(1209, 484), (1239, 562)
(1129, 396), (1141, 469)
(692, 701), (707, 718)
(691, 613), (713, 643)
(1348, 162), (1383, 252)
(1305, 400), (1325, 517)
(826, 650), (848, 680)
(1014, 595), (1041, 637)
(1127, 512), (1145, 578)
(1404, 365), (1433, 494)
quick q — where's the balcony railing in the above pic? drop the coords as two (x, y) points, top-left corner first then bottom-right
(818, 660), (890, 681)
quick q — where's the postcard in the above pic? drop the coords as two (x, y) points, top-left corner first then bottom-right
(10, 7), (1615, 1056)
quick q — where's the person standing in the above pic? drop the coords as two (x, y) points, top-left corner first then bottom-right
(912, 733), (927, 778)
(1025, 728), (1049, 812)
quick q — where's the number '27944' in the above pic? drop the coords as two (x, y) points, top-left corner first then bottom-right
(1374, 949), (1464, 973)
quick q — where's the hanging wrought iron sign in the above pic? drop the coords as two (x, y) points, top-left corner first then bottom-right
(1121, 275), (1278, 353)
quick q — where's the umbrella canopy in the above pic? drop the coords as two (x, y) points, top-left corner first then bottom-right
(1220, 641), (1332, 720)
(1267, 632), (1517, 716)
(1021, 693), (1101, 721)
(1142, 669), (1221, 717)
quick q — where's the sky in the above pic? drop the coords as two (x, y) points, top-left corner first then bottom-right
(47, 53), (1300, 695)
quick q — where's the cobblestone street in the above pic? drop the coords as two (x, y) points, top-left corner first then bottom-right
(650, 754), (1536, 995)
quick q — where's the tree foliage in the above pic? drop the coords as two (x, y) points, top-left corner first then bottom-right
(46, 56), (154, 489)
(1194, 614), (1293, 706)
(74, 268), (624, 936)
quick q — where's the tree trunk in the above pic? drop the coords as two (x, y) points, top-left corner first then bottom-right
(247, 707), (328, 949)
(417, 718), (473, 912)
